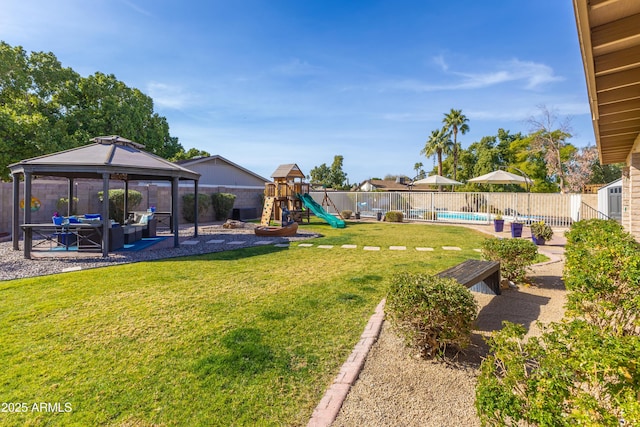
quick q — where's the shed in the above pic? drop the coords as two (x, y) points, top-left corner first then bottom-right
(598, 179), (622, 221)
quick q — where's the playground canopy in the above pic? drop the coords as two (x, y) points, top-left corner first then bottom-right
(9, 135), (200, 257)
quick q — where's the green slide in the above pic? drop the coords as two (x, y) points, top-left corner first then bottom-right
(298, 193), (346, 228)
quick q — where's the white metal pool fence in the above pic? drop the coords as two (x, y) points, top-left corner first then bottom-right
(308, 191), (588, 228)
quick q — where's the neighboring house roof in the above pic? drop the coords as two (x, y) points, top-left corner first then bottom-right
(357, 179), (435, 192)
(271, 163), (305, 179)
(176, 155), (270, 186)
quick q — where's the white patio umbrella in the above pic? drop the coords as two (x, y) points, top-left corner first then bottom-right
(468, 170), (533, 186)
(412, 175), (463, 186)
(468, 169), (533, 221)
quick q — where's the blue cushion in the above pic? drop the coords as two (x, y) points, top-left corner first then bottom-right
(52, 216), (63, 225)
(68, 216), (80, 224)
(84, 214), (102, 220)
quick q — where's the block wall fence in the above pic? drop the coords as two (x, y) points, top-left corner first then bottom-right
(0, 180), (264, 236)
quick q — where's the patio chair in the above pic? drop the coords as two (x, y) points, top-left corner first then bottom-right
(130, 212), (157, 238)
(51, 215), (77, 248)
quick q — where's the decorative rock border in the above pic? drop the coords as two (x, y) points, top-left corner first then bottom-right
(307, 299), (386, 427)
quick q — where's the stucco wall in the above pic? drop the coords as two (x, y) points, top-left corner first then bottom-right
(623, 153), (640, 241)
(0, 180), (264, 236)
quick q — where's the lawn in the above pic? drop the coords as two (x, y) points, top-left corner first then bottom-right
(0, 220), (488, 426)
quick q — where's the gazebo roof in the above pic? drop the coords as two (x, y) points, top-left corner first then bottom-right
(9, 136), (200, 181)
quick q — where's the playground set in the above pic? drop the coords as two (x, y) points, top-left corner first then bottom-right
(259, 163), (346, 230)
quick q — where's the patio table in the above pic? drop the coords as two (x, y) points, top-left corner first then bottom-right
(20, 222), (104, 259)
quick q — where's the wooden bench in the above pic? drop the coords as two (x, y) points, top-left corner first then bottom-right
(437, 259), (501, 295)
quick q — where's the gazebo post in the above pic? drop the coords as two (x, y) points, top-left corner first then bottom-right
(194, 180), (199, 237)
(123, 180), (129, 223)
(23, 172), (33, 259)
(67, 178), (74, 216)
(172, 177), (179, 248)
(12, 173), (20, 251)
(24, 172), (32, 226)
(102, 173), (110, 257)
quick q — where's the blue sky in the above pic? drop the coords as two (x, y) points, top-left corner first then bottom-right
(1, 1), (592, 184)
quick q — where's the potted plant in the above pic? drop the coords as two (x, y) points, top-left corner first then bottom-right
(530, 221), (553, 245)
(510, 220), (524, 238)
(493, 213), (504, 232)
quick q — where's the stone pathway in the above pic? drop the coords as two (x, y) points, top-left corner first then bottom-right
(181, 239), (477, 252)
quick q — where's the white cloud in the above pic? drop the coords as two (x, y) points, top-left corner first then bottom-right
(146, 82), (192, 109)
(119, 0), (153, 17)
(385, 57), (563, 92)
(433, 55), (448, 71)
(271, 58), (324, 77)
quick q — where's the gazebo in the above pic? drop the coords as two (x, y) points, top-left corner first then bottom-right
(9, 136), (201, 258)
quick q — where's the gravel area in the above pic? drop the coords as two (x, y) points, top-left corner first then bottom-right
(0, 222), (320, 282)
(333, 250), (567, 426)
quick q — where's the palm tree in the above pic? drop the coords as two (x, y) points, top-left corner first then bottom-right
(413, 162), (424, 179)
(443, 109), (469, 181)
(420, 127), (452, 178)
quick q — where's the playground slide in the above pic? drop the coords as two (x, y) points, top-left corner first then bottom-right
(298, 193), (346, 228)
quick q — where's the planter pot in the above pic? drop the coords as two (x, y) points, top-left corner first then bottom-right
(355, 212), (361, 220)
(376, 212), (383, 221)
(493, 219), (504, 232)
(510, 222), (523, 238)
(531, 235), (546, 245)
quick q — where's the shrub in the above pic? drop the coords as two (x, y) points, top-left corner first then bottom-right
(530, 220), (553, 240)
(340, 210), (352, 219)
(98, 189), (142, 223)
(481, 238), (537, 284)
(422, 211), (437, 221)
(386, 272), (478, 358)
(182, 193), (212, 223)
(211, 193), (236, 221)
(385, 211), (404, 222)
(476, 219), (640, 426)
(476, 320), (640, 426)
(56, 197), (79, 216)
(564, 219), (640, 336)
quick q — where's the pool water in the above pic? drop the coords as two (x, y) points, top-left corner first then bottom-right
(436, 211), (490, 221)
(408, 209), (491, 222)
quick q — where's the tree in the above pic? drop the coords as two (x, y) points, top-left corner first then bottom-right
(442, 109), (469, 181)
(310, 155), (349, 189)
(420, 127), (452, 177)
(309, 163), (331, 185)
(564, 145), (599, 193)
(0, 42), (184, 181)
(170, 147), (212, 162)
(590, 162), (623, 184)
(413, 162), (425, 179)
(528, 106), (574, 193)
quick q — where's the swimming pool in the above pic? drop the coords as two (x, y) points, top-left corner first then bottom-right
(435, 211), (490, 221)
(408, 210), (491, 222)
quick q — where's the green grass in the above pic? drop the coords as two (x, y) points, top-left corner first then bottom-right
(0, 220), (489, 426)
